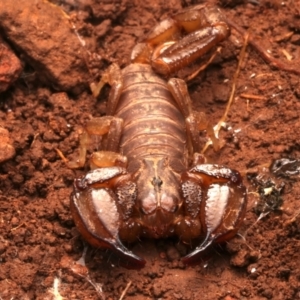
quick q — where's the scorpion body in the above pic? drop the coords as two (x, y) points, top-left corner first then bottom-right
(116, 64), (187, 175)
(69, 4), (247, 269)
(115, 63), (187, 238)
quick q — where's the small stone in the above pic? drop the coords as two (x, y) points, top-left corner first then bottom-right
(96, 19), (112, 38)
(261, 288), (273, 299)
(11, 217), (19, 226)
(0, 127), (15, 163)
(247, 264), (259, 279)
(230, 248), (250, 267)
(291, 34), (300, 45)
(213, 83), (230, 102)
(166, 246), (180, 261)
(63, 244), (73, 253)
(0, 239), (9, 254)
(152, 283), (164, 298)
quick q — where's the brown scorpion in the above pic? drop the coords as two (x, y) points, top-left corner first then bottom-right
(68, 4), (247, 269)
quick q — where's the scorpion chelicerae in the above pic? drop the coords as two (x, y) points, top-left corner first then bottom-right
(68, 3), (247, 269)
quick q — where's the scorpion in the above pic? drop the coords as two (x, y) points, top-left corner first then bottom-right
(68, 3), (247, 269)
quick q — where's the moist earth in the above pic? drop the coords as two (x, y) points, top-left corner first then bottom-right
(0, 0), (300, 299)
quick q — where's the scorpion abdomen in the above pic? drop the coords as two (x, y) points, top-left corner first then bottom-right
(115, 64), (188, 173)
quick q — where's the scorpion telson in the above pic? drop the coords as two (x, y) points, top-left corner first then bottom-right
(69, 4), (247, 269)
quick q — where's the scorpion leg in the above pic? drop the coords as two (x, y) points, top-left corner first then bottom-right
(168, 78), (219, 153)
(69, 63), (124, 168)
(68, 116), (125, 169)
(71, 166), (145, 269)
(178, 164), (247, 265)
(90, 63), (121, 95)
(90, 63), (123, 116)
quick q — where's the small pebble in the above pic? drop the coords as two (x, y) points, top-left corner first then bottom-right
(0, 127), (15, 163)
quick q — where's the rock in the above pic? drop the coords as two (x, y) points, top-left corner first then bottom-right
(0, 0), (90, 94)
(0, 37), (22, 92)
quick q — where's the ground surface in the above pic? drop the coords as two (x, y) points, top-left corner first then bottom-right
(0, 0), (300, 299)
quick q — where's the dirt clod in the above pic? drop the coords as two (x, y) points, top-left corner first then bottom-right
(0, 37), (22, 92)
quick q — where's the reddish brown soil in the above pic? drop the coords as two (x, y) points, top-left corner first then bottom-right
(0, 0), (300, 299)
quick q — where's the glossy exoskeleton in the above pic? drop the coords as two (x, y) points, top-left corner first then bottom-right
(69, 4), (247, 268)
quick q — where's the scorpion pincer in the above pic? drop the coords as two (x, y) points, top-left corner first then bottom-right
(68, 4), (247, 269)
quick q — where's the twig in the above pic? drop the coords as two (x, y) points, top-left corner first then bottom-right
(202, 31), (249, 153)
(239, 93), (267, 100)
(218, 31), (249, 132)
(227, 20), (300, 75)
(281, 49), (293, 61)
(48, 277), (65, 300)
(119, 281), (132, 300)
(11, 222), (25, 231)
(284, 209), (300, 226)
(55, 148), (68, 164)
(273, 31), (293, 43)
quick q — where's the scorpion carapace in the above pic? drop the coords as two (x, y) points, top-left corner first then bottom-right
(69, 3), (247, 269)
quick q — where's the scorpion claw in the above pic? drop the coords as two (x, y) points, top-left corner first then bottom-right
(114, 241), (146, 269)
(181, 164), (247, 266)
(181, 238), (213, 265)
(70, 183), (146, 269)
